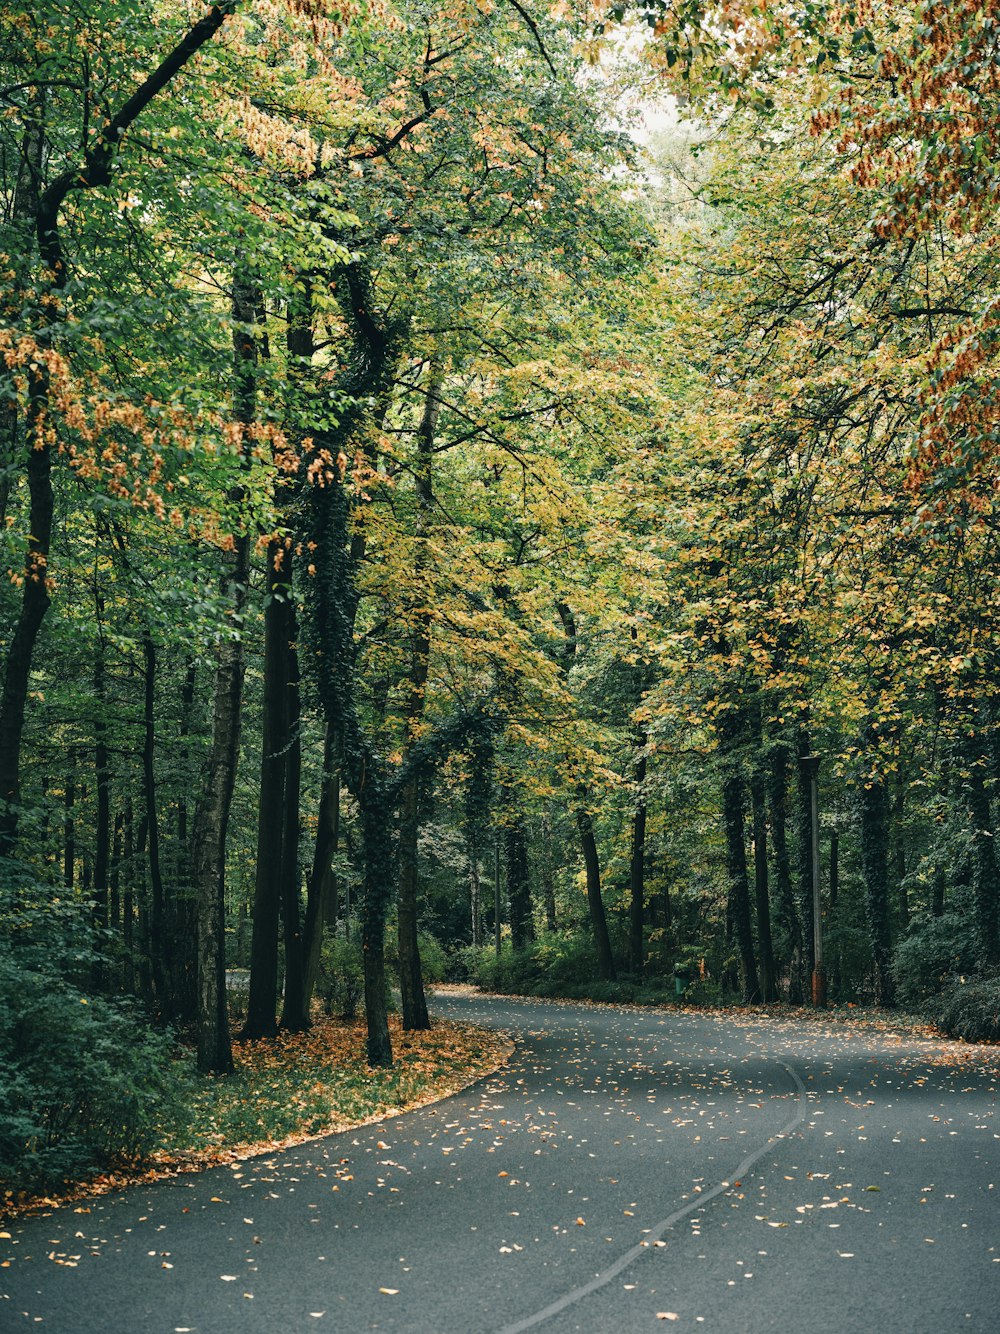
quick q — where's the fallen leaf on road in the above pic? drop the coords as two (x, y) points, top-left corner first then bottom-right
(379, 1287), (399, 1295)
(657, 1314), (679, 1321)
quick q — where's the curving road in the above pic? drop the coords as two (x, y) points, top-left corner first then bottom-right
(2, 993), (998, 1332)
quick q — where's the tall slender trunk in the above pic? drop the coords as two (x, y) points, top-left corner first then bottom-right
(750, 762), (776, 1001)
(192, 267), (257, 1074)
(93, 647), (111, 989)
(722, 766), (761, 1003)
(279, 634), (307, 1031)
(63, 765), (75, 890)
(576, 807), (616, 980)
(123, 802), (136, 993)
(142, 632), (170, 1013)
(963, 710), (1000, 968)
(770, 740), (802, 1001)
(0, 104), (48, 857)
(397, 368), (439, 1031)
(361, 793), (393, 1067)
(242, 540), (289, 1040)
(629, 746), (647, 976)
(540, 812), (556, 934)
(302, 725), (340, 1008)
(796, 731), (816, 979)
(857, 731), (895, 1007)
(0, 366), (54, 857)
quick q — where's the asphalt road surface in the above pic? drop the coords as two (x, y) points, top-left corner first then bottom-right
(2, 993), (998, 1333)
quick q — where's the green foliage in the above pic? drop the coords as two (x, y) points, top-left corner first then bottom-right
(893, 913), (978, 1009)
(316, 937), (365, 1020)
(0, 960), (187, 1194)
(934, 976), (1000, 1045)
(0, 878), (187, 1194)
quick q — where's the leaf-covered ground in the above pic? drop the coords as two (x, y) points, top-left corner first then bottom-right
(5, 1014), (513, 1220)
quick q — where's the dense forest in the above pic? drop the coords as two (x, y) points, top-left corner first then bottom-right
(3, 0), (999, 1191)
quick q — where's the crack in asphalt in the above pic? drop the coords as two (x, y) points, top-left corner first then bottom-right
(496, 1057), (808, 1333)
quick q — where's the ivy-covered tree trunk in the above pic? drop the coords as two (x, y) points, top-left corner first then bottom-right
(302, 725), (340, 1009)
(857, 740), (895, 1007)
(397, 367), (440, 1032)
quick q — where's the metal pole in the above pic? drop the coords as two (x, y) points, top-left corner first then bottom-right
(494, 839), (501, 958)
(810, 757), (826, 1007)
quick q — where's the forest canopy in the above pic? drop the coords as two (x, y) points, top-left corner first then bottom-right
(2, 0), (999, 1186)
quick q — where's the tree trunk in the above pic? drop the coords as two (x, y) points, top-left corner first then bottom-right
(142, 632), (171, 1014)
(722, 766), (761, 1003)
(279, 634), (308, 1032)
(0, 105), (48, 857)
(0, 367), (54, 857)
(361, 795), (393, 1067)
(398, 774), (430, 1029)
(576, 807), (616, 980)
(504, 792), (534, 953)
(396, 367), (439, 1031)
(796, 731), (816, 980)
(750, 763), (776, 1001)
(302, 724), (340, 1009)
(92, 650), (111, 989)
(857, 738), (895, 1007)
(192, 266), (258, 1074)
(629, 748), (647, 976)
(770, 741), (803, 1001)
(963, 715), (1000, 968)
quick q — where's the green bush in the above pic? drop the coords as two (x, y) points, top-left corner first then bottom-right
(0, 876), (187, 1195)
(0, 956), (187, 1194)
(316, 936), (365, 1019)
(893, 913), (977, 1008)
(934, 974), (1000, 1044)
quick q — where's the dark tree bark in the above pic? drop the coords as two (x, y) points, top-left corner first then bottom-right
(241, 538), (290, 1040)
(629, 746), (647, 976)
(506, 801), (534, 953)
(962, 712), (1000, 968)
(857, 737), (895, 1007)
(722, 766), (761, 1004)
(770, 740), (803, 1001)
(92, 647), (111, 988)
(555, 600), (614, 979)
(796, 731), (816, 979)
(397, 368), (440, 1031)
(302, 725), (340, 1009)
(142, 632), (171, 1014)
(192, 265), (258, 1075)
(278, 634), (307, 1032)
(0, 365), (54, 857)
(750, 762), (776, 1001)
(63, 766), (75, 891)
(576, 807), (616, 980)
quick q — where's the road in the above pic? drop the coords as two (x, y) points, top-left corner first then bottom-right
(2, 993), (998, 1332)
